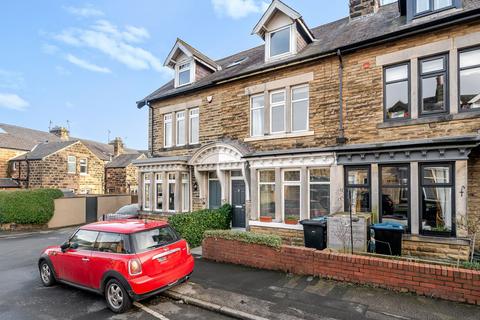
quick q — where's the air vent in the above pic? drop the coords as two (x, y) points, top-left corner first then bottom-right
(226, 57), (248, 68)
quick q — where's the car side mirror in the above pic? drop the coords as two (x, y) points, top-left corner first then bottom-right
(70, 242), (79, 250)
(60, 242), (69, 252)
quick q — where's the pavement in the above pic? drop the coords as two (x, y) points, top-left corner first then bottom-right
(1, 228), (479, 320)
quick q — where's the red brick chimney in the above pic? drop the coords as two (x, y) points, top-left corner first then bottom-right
(349, 0), (380, 19)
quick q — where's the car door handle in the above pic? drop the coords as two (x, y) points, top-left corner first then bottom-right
(82, 257), (90, 262)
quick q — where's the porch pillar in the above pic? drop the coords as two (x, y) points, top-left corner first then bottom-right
(274, 167), (282, 222)
(300, 166), (308, 220)
(456, 160), (468, 237)
(410, 162), (419, 235)
(162, 172), (168, 212)
(371, 163), (379, 223)
(330, 164), (344, 213)
(174, 171), (181, 212)
(250, 167), (258, 220)
(138, 171), (143, 208)
(217, 167), (227, 205)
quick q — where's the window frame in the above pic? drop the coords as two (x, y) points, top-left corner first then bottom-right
(281, 169), (301, 222)
(143, 173), (151, 211)
(176, 111), (186, 146)
(290, 84), (310, 132)
(250, 94), (265, 137)
(270, 89), (286, 134)
(379, 164), (411, 232)
(67, 156), (76, 174)
(175, 60), (194, 87)
(344, 166), (372, 213)
(181, 172), (190, 213)
(413, 0), (455, 17)
(79, 158), (88, 175)
(383, 62), (411, 122)
(164, 113), (173, 148)
(189, 108), (200, 144)
(307, 168), (330, 219)
(258, 170), (276, 219)
(418, 53), (449, 117)
(267, 25), (294, 60)
(154, 173), (163, 212)
(458, 46), (480, 113)
(419, 162), (455, 237)
(167, 173), (175, 212)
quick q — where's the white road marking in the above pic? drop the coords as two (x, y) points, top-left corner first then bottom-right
(134, 302), (170, 320)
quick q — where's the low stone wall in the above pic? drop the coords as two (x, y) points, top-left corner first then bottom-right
(403, 235), (471, 262)
(250, 226), (304, 246)
(203, 237), (480, 305)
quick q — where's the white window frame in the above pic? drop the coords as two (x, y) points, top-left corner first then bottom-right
(189, 108), (199, 144)
(258, 170), (276, 219)
(12, 162), (17, 171)
(181, 172), (190, 212)
(79, 159), (88, 175)
(175, 60), (195, 88)
(250, 94), (265, 137)
(281, 169), (301, 222)
(266, 25), (295, 61)
(167, 173), (176, 212)
(143, 174), (151, 211)
(154, 173), (163, 212)
(176, 111), (186, 146)
(307, 168), (330, 219)
(291, 84), (310, 133)
(164, 114), (173, 148)
(270, 89), (286, 134)
(67, 156), (76, 174)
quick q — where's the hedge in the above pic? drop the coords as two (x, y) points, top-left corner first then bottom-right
(204, 230), (283, 248)
(0, 189), (64, 224)
(168, 204), (232, 247)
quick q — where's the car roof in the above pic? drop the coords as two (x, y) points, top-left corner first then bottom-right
(81, 219), (168, 234)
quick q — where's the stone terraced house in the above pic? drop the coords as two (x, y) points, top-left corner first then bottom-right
(134, 0), (480, 261)
(0, 123), (141, 195)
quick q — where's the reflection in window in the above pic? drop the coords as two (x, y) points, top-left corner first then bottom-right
(144, 173), (151, 210)
(415, 0), (452, 14)
(420, 164), (453, 235)
(269, 27), (290, 58)
(177, 62), (191, 86)
(345, 167), (371, 213)
(168, 173), (175, 212)
(309, 168), (330, 218)
(270, 90), (286, 133)
(182, 173), (189, 212)
(283, 170), (301, 220)
(291, 85), (309, 131)
(155, 173), (163, 211)
(250, 95), (264, 137)
(189, 108), (199, 144)
(259, 170), (275, 218)
(459, 48), (480, 111)
(420, 55), (448, 115)
(384, 64), (410, 120)
(381, 165), (409, 228)
(176, 111), (185, 146)
(164, 114), (173, 148)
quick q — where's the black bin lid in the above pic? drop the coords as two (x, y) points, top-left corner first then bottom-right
(300, 216), (327, 226)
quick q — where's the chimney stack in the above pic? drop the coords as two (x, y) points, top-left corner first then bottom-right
(49, 126), (70, 141)
(112, 137), (124, 156)
(349, 0), (380, 19)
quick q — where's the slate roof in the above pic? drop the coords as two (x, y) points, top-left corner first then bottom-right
(11, 141), (79, 160)
(139, 0), (480, 105)
(106, 153), (145, 168)
(174, 38), (221, 70)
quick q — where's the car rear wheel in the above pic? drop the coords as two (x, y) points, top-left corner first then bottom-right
(105, 279), (132, 313)
(39, 261), (55, 287)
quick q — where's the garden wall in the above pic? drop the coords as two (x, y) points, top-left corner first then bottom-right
(203, 237), (480, 305)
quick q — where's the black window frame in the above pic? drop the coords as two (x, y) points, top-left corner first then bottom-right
(419, 162), (455, 237)
(379, 164), (411, 233)
(344, 165), (371, 213)
(383, 62), (411, 122)
(458, 45), (480, 113)
(413, 0), (456, 17)
(418, 53), (450, 117)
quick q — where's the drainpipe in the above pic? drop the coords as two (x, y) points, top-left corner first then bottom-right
(148, 101), (154, 157)
(336, 49), (347, 145)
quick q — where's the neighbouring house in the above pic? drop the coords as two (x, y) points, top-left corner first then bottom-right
(134, 0), (480, 261)
(0, 123), (142, 194)
(105, 152), (146, 194)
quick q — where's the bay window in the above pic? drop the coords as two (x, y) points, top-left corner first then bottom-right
(168, 173), (175, 212)
(291, 85), (309, 131)
(155, 173), (163, 212)
(283, 170), (301, 221)
(182, 173), (190, 212)
(250, 95), (264, 137)
(384, 63), (410, 120)
(164, 114), (173, 148)
(270, 90), (286, 134)
(259, 170), (275, 219)
(420, 164), (454, 236)
(419, 54), (448, 116)
(176, 111), (185, 146)
(459, 47), (480, 111)
(345, 166), (371, 213)
(380, 165), (410, 229)
(309, 168), (330, 218)
(189, 108), (199, 144)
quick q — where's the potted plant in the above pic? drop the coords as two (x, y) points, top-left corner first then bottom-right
(422, 225), (451, 237)
(260, 216), (273, 222)
(284, 215), (299, 225)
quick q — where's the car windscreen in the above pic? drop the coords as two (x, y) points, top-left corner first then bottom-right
(130, 226), (180, 253)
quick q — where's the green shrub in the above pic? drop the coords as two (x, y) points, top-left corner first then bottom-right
(0, 189), (64, 224)
(204, 230), (282, 248)
(461, 261), (480, 270)
(168, 204), (232, 247)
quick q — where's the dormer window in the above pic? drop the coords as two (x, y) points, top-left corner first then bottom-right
(268, 26), (292, 58)
(414, 0), (454, 16)
(176, 61), (193, 87)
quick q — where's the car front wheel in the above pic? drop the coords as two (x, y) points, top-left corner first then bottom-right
(39, 261), (55, 287)
(105, 279), (132, 313)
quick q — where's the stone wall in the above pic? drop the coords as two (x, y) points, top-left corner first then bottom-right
(250, 225), (304, 246)
(105, 167), (127, 194)
(0, 148), (26, 178)
(402, 236), (471, 262)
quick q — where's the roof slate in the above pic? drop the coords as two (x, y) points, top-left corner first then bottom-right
(140, 0), (480, 104)
(106, 153), (145, 168)
(11, 140), (79, 160)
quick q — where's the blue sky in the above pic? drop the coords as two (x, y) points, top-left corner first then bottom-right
(0, 0), (347, 150)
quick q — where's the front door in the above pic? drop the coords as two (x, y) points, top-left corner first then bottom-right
(209, 180), (221, 209)
(231, 180), (246, 228)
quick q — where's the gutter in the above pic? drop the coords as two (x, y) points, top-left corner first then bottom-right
(137, 7), (480, 107)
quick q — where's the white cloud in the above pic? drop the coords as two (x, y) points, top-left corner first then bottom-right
(65, 54), (111, 73)
(63, 5), (104, 18)
(0, 93), (29, 111)
(212, 0), (269, 19)
(52, 20), (168, 74)
(0, 69), (25, 90)
(42, 43), (59, 55)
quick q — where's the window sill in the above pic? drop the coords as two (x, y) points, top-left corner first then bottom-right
(377, 111), (480, 129)
(244, 130), (314, 142)
(160, 143), (201, 152)
(249, 220), (303, 230)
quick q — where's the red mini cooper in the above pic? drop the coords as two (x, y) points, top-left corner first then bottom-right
(38, 220), (194, 313)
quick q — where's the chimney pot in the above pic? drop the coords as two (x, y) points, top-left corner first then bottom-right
(49, 126), (70, 141)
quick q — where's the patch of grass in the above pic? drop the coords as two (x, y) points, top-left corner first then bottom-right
(204, 230), (282, 248)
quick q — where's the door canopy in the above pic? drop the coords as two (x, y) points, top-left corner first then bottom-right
(189, 142), (246, 170)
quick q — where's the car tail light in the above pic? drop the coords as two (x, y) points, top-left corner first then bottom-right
(128, 258), (142, 276)
(186, 242), (191, 255)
